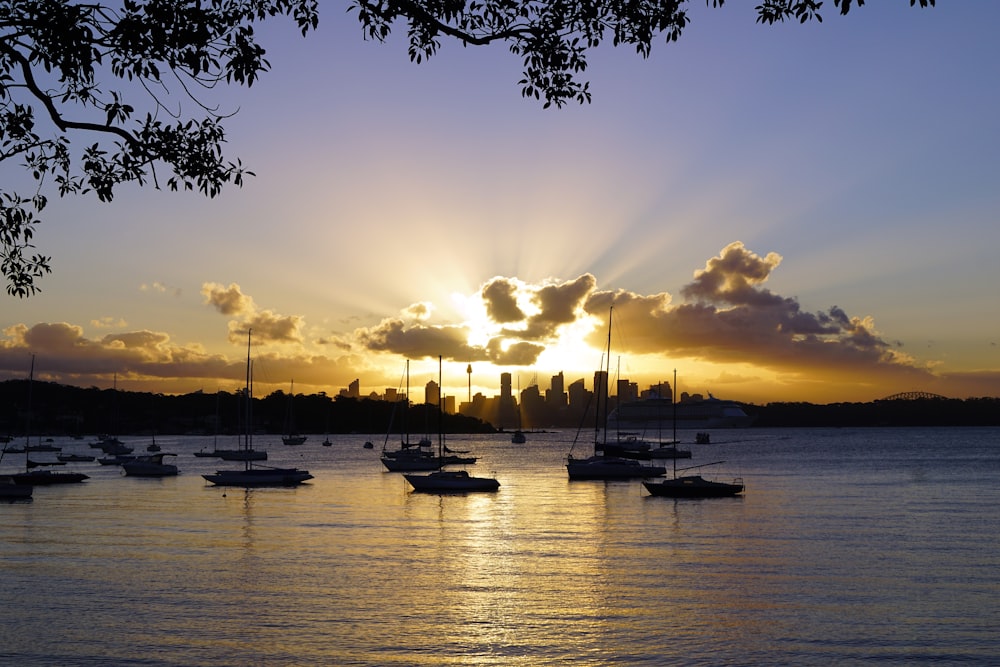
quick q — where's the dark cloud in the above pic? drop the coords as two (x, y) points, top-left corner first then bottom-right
(228, 311), (304, 345)
(356, 318), (488, 362)
(519, 274), (596, 339)
(482, 278), (525, 323)
(681, 241), (784, 307)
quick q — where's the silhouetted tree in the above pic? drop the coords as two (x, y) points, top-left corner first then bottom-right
(1, 1), (934, 296)
(0, 1), (319, 296)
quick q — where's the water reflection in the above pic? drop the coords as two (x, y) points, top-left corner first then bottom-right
(1, 429), (999, 665)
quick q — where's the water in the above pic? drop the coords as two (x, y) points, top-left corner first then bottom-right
(2, 427), (999, 665)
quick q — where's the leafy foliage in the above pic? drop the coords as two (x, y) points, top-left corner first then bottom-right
(1, 0), (935, 297)
(0, 0), (319, 296)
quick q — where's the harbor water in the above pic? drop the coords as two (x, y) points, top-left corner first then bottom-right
(2, 427), (999, 665)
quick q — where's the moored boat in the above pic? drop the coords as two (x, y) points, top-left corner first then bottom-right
(642, 470), (744, 498)
(202, 330), (312, 488)
(566, 307), (666, 481)
(122, 453), (179, 477)
(403, 356), (499, 493)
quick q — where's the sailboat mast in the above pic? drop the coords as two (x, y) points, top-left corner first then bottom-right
(403, 360), (409, 447)
(438, 355), (443, 462)
(24, 354), (35, 472)
(672, 368), (678, 479)
(594, 305), (615, 454)
(245, 329), (252, 471)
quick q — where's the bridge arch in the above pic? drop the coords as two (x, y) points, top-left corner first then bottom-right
(879, 391), (948, 401)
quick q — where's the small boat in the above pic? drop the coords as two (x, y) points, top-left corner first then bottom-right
(57, 453), (96, 462)
(403, 357), (499, 493)
(322, 437), (332, 447)
(643, 373), (743, 499)
(696, 432), (711, 444)
(281, 380), (308, 446)
(382, 448), (441, 472)
(8, 357), (89, 486)
(193, 449), (219, 458)
(404, 469), (499, 493)
(100, 440), (134, 455)
(511, 377), (527, 444)
(217, 448), (267, 461)
(643, 461), (744, 498)
(12, 469), (89, 485)
(647, 443), (693, 459)
(363, 441), (374, 449)
(381, 361), (442, 472)
(203, 330), (312, 488)
(25, 442), (62, 452)
(122, 453), (178, 477)
(27, 459), (66, 467)
(203, 467), (314, 487)
(566, 307), (665, 481)
(98, 455), (136, 466)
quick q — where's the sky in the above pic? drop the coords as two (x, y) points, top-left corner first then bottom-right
(2, 2), (999, 406)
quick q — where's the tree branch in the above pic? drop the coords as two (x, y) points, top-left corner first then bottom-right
(0, 42), (141, 151)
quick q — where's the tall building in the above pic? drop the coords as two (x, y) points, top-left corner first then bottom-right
(425, 379), (440, 407)
(546, 371), (567, 408)
(593, 370), (609, 399)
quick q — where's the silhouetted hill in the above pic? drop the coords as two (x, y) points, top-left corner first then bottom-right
(0, 380), (495, 437)
(1, 380), (998, 436)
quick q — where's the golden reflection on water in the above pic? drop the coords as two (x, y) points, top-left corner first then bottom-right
(2, 429), (1000, 665)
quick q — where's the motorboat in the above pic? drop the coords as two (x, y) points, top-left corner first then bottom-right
(122, 453), (179, 477)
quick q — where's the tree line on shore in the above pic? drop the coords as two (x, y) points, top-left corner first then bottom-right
(1, 380), (998, 438)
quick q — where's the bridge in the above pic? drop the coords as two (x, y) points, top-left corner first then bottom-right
(879, 391), (948, 401)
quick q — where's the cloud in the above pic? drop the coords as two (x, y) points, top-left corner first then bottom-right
(4, 243), (996, 401)
(352, 242), (950, 397)
(520, 274), (597, 339)
(227, 311), (304, 345)
(202, 282), (255, 316)
(200, 282), (304, 345)
(482, 278), (525, 323)
(91, 316), (128, 329)
(141, 281), (182, 297)
(0, 321), (355, 394)
(356, 318), (489, 362)
(681, 241), (784, 307)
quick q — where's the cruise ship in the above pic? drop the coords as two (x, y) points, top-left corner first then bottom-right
(607, 395), (755, 431)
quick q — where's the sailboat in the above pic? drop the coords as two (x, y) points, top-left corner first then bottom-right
(404, 356), (500, 493)
(11, 356), (88, 486)
(203, 331), (313, 487)
(195, 391), (266, 460)
(642, 370), (744, 498)
(381, 361), (442, 472)
(566, 307), (666, 481)
(511, 375), (527, 444)
(281, 380), (308, 445)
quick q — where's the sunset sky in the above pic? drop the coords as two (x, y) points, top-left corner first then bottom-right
(2, 2), (998, 406)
